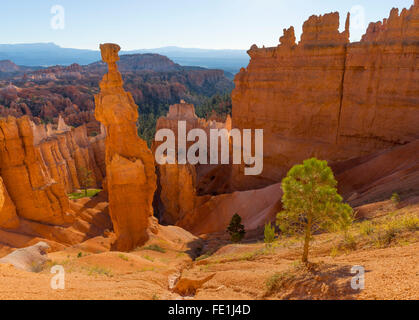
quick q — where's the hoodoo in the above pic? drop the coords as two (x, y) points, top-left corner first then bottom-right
(95, 43), (157, 251)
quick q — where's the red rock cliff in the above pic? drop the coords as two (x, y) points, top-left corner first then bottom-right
(0, 116), (72, 225)
(34, 119), (105, 193)
(153, 102), (232, 225)
(232, 3), (419, 189)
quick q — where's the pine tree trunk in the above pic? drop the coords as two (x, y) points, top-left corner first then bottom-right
(302, 215), (312, 263)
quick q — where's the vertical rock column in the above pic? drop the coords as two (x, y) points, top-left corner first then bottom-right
(94, 43), (157, 252)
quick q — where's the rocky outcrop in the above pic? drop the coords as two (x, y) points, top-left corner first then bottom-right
(0, 177), (19, 229)
(153, 101), (282, 235)
(361, 3), (419, 42)
(153, 102), (232, 224)
(27, 116), (105, 194)
(0, 116), (72, 225)
(232, 3), (419, 190)
(157, 164), (197, 225)
(0, 114), (109, 253)
(0, 241), (50, 272)
(0, 190), (112, 256)
(0, 60), (20, 73)
(177, 182), (283, 235)
(334, 139), (419, 207)
(339, 4), (419, 151)
(95, 43), (157, 252)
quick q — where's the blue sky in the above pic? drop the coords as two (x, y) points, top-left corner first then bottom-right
(0, 0), (414, 50)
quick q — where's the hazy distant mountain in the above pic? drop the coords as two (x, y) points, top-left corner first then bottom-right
(0, 43), (249, 75)
(88, 53), (181, 73)
(0, 59), (42, 79)
(0, 43), (100, 67)
(126, 46), (249, 74)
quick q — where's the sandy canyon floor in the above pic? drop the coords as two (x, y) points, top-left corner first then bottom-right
(0, 201), (417, 300)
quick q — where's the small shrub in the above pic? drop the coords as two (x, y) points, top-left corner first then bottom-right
(363, 214), (419, 248)
(69, 189), (101, 200)
(86, 265), (113, 277)
(143, 255), (154, 262)
(142, 244), (166, 253)
(30, 262), (44, 273)
(118, 254), (129, 261)
(77, 252), (83, 258)
(239, 249), (264, 261)
(265, 272), (295, 294)
(359, 220), (375, 236)
(79, 167), (95, 197)
(330, 247), (340, 258)
(176, 252), (187, 259)
(342, 232), (357, 251)
(379, 222), (398, 246)
(391, 193), (400, 205)
(264, 222), (276, 245)
(195, 251), (214, 261)
(400, 215), (419, 231)
(266, 273), (281, 292)
(227, 213), (246, 243)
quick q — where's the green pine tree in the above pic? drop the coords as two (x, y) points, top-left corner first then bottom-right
(264, 222), (276, 246)
(276, 158), (353, 263)
(227, 214), (246, 243)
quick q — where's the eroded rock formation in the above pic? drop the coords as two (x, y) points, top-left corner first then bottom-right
(36, 120), (104, 193)
(232, 3), (419, 190)
(0, 177), (19, 229)
(0, 116), (72, 225)
(0, 241), (50, 272)
(153, 102), (232, 225)
(0, 115), (109, 254)
(153, 102), (283, 235)
(95, 43), (157, 251)
(176, 182), (282, 235)
(334, 139), (419, 207)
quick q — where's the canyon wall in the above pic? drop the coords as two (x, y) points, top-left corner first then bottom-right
(95, 43), (157, 252)
(0, 114), (107, 252)
(153, 102), (231, 225)
(0, 116), (72, 225)
(232, 3), (419, 190)
(35, 119), (105, 193)
(154, 102), (282, 235)
(0, 177), (19, 229)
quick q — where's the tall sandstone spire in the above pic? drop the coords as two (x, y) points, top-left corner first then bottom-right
(95, 43), (157, 252)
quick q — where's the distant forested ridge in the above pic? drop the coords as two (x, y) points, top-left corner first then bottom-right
(0, 53), (234, 143)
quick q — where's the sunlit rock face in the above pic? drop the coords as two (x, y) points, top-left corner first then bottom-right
(0, 114), (110, 251)
(232, 3), (419, 190)
(0, 116), (72, 226)
(0, 176), (19, 229)
(95, 43), (157, 252)
(36, 121), (104, 194)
